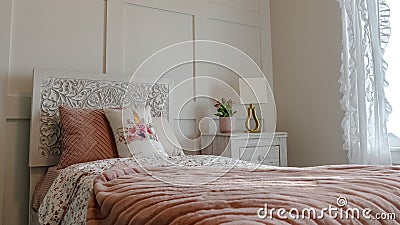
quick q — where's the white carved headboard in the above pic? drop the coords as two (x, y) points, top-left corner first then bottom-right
(29, 69), (172, 167)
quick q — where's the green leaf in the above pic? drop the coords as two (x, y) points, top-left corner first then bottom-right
(214, 98), (236, 117)
(219, 103), (229, 115)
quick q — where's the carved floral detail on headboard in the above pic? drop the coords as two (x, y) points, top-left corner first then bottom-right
(39, 77), (169, 158)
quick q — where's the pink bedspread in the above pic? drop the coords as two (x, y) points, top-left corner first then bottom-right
(87, 163), (400, 225)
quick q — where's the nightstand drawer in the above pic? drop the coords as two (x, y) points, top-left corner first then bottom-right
(239, 146), (280, 166)
(233, 138), (279, 148)
(200, 132), (287, 167)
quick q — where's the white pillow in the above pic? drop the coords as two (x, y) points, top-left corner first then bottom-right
(104, 106), (168, 159)
(152, 117), (184, 156)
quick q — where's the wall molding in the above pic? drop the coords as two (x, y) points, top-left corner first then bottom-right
(0, 0), (14, 222)
(210, 0), (261, 13)
(6, 96), (31, 120)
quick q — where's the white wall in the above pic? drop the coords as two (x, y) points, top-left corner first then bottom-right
(270, 0), (348, 166)
(2, 0), (106, 224)
(105, 0), (274, 151)
(0, 0), (273, 224)
(0, 0), (13, 223)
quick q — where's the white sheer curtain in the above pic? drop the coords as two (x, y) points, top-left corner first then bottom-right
(337, 0), (392, 165)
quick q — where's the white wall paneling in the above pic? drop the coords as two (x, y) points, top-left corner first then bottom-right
(0, 0), (13, 223)
(194, 17), (263, 108)
(0, 0), (273, 223)
(0, 84), (5, 225)
(6, 96), (31, 119)
(3, 120), (30, 225)
(113, 3), (194, 75)
(210, 0), (261, 13)
(8, 0), (106, 96)
(194, 0), (275, 133)
(259, 0), (274, 85)
(2, 0), (108, 224)
(107, 0), (274, 149)
(106, 0), (198, 75)
(107, 0), (195, 125)
(4, 98), (31, 225)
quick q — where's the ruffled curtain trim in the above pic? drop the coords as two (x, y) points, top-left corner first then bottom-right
(336, 0), (392, 164)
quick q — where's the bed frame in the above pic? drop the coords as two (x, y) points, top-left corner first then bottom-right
(28, 69), (172, 224)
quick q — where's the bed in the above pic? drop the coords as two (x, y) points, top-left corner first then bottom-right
(29, 70), (400, 225)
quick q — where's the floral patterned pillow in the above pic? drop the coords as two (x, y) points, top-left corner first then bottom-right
(104, 106), (168, 159)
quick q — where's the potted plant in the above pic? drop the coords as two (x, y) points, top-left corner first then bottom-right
(214, 98), (237, 133)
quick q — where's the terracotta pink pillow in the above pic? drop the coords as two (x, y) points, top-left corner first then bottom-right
(58, 106), (119, 169)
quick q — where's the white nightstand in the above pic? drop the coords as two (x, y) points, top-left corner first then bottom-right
(201, 132), (288, 166)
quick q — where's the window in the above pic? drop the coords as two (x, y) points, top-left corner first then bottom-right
(385, 0), (400, 153)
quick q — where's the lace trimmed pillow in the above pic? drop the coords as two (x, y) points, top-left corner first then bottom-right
(152, 117), (185, 156)
(104, 106), (168, 159)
